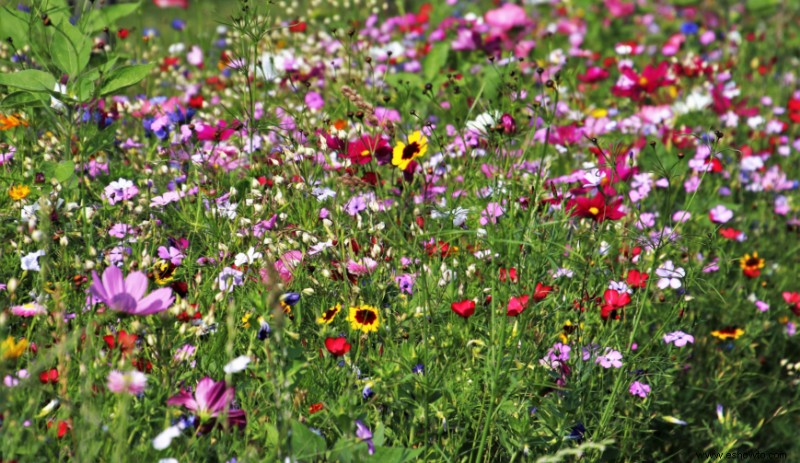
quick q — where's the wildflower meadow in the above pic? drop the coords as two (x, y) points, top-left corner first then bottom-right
(1, 0), (800, 461)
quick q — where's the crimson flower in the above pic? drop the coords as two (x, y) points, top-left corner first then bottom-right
(566, 193), (625, 223)
(345, 135), (392, 165)
(601, 289), (630, 321)
(39, 368), (59, 384)
(533, 282), (553, 302)
(507, 294), (530, 317)
(499, 267), (518, 283)
(324, 337), (352, 357)
(612, 62), (675, 101)
(451, 300), (476, 319)
(625, 270), (648, 289)
(103, 330), (138, 354)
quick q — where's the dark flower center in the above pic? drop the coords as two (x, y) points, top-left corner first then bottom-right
(402, 142), (420, 160)
(355, 309), (377, 325)
(322, 307), (339, 321)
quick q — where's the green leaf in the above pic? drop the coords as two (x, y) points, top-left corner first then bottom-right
(99, 63), (154, 96)
(51, 18), (92, 77)
(423, 42), (449, 81)
(85, 2), (141, 33)
(0, 7), (30, 48)
(290, 420), (327, 461)
(1, 91), (47, 109)
(369, 446), (423, 463)
(0, 69), (56, 93)
(54, 161), (76, 183)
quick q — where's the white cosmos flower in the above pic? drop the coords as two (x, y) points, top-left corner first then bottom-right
(234, 247), (262, 266)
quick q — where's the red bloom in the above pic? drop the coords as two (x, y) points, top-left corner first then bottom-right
(425, 241), (457, 258)
(188, 95), (204, 109)
(612, 62), (675, 101)
(783, 292), (800, 316)
(719, 228), (744, 241)
(566, 193), (625, 222)
(577, 66), (609, 84)
(345, 135), (391, 165)
(309, 402), (324, 414)
(600, 289), (630, 321)
(289, 20), (307, 33)
(117, 29), (129, 40)
(39, 368), (59, 384)
(451, 300), (476, 319)
(324, 337), (351, 357)
(507, 294), (530, 317)
(533, 282), (553, 302)
(103, 330), (138, 354)
(499, 267), (518, 283)
(625, 270), (648, 288)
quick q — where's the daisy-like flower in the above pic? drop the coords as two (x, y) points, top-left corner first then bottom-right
(595, 348), (623, 369)
(8, 185), (31, 201)
(392, 131), (428, 171)
(1, 337), (29, 360)
(107, 370), (147, 395)
(711, 327), (745, 340)
(347, 304), (380, 333)
(663, 330), (694, 347)
(739, 251), (764, 278)
(655, 260), (685, 289)
(11, 302), (47, 317)
(709, 205), (733, 224)
(317, 304), (341, 324)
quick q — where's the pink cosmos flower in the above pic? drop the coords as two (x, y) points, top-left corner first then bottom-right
(90, 266), (174, 315)
(629, 381), (651, 398)
(107, 370), (147, 395)
(346, 258), (378, 276)
(484, 3), (529, 31)
(166, 377), (246, 428)
(709, 205), (733, 224)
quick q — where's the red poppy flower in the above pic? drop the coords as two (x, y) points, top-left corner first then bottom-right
(309, 402), (324, 414)
(533, 282), (553, 302)
(47, 419), (72, 439)
(425, 241), (457, 258)
(566, 193), (625, 222)
(719, 228), (744, 241)
(600, 289), (630, 321)
(507, 294), (530, 317)
(103, 330), (138, 354)
(783, 292), (800, 315)
(626, 270), (648, 288)
(39, 368), (59, 384)
(324, 337), (351, 357)
(117, 29), (129, 40)
(451, 300), (476, 319)
(289, 20), (307, 33)
(188, 95), (204, 109)
(499, 267), (518, 283)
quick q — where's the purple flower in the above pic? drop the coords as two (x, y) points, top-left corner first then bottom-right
(629, 381), (651, 398)
(344, 195), (367, 216)
(355, 420), (375, 455)
(394, 273), (416, 295)
(158, 246), (185, 266)
(217, 267), (244, 293)
(90, 266), (174, 315)
(412, 364), (425, 375)
(595, 348), (623, 369)
(166, 377), (246, 428)
(103, 178), (139, 205)
(581, 343), (601, 361)
(663, 330), (694, 347)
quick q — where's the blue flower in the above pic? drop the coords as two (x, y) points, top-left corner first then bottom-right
(568, 422), (586, 443)
(681, 22), (699, 35)
(171, 19), (186, 31)
(412, 364), (425, 375)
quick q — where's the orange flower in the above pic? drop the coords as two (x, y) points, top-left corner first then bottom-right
(8, 184), (31, 201)
(739, 252), (764, 278)
(0, 113), (28, 131)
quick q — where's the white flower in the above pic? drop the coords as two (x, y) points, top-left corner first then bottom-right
(465, 111), (500, 135)
(582, 168), (606, 188)
(21, 250), (45, 272)
(609, 280), (632, 294)
(655, 260), (685, 289)
(308, 240), (334, 256)
(152, 425), (183, 450)
(223, 355), (251, 374)
(51, 83), (67, 111)
(216, 201), (238, 220)
(234, 247), (263, 266)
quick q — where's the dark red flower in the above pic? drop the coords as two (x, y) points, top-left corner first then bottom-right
(324, 337), (351, 357)
(39, 368), (59, 384)
(345, 135), (391, 165)
(499, 267), (518, 283)
(451, 300), (476, 319)
(309, 402), (324, 414)
(103, 330), (138, 354)
(117, 29), (129, 40)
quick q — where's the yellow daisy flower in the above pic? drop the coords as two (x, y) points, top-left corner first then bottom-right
(317, 304), (341, 324)
(8, 185), (31, 201)
(392, 131), (428, 171)
(347, 304), (380, 333)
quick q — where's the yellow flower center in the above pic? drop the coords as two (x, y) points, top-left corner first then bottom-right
(588, 207), (600, 215)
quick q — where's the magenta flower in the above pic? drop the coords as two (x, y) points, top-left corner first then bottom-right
(107, 370), (147, 395)
(166, 377), (246, 428)
(629, 381), (651, 398)
(89, 266), (174, 315)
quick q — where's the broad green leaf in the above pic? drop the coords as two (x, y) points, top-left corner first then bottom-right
(290, 420), (327, 461)
(0, 7), (30, 48)
(85, 2), (141, 33)
(1, 91), (47, 109)
(423, 41), (449, 81)
(54, 161), (76, 183)
(0, 69), (56, 92)
(51, 18), (91, 77)
(99, 63), (154, 96)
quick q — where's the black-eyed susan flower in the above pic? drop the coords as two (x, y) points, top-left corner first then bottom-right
(150, 259), (177, 285)
(347, 304), (380, 333)
(8, 184), (31, 201)
(739, 252), (764, 278)
(391, 131), (427, 171)
(317, 304), (341, 324)
(711, 327), (745, 340)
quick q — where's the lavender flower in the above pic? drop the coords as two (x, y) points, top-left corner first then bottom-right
(355, 420), (375, 455)
(663, 331), (694, 347)
(90, 266), (174, 315)
(595, 348), (623, 369)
